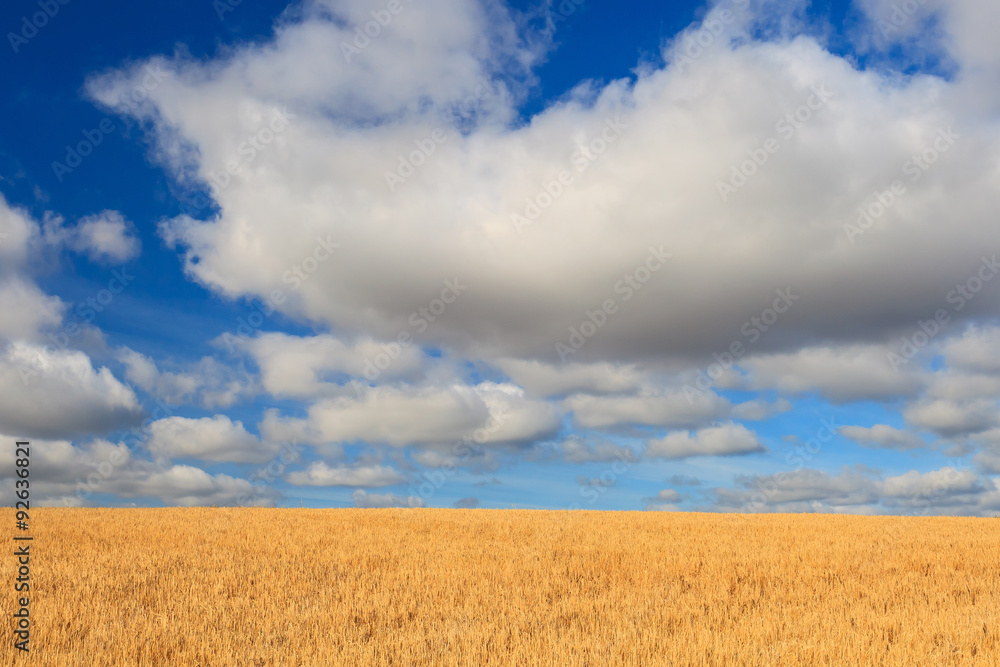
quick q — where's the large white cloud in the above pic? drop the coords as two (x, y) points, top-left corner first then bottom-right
(82, 0), (1000, 372)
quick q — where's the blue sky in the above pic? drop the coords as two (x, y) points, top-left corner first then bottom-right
(2, 0), (1000, 513)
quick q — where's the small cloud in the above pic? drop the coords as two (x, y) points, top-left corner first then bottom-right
(352, 489), (425, 508)
(670, 474), (702, 486)
(452, 496), (479, 508)
(576, 474), (616, 488)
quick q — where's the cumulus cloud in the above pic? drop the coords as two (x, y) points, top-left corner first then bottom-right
(267, 381), (560, 449)
(559, 436), (638, 464)
(286, 461), (407, 487)
(566, 389), (730, 431)
(645, 422), (765, 460)
(118, 347), (256, 408)
(49, 211), (142, 264)
(145, 415), (277, 463)
(714, 465), (1000, 515)
(238, 332), (427, 398)
(839, 424), (926, 450)
(0, 342), (143, 439)
(744, 345), (924, 403)
(81, 0), (1000, 370)
(493, 358), (646, 398)
(904, 398), (997, 437)
(714, 467), (883, 513)
(452, 496), (480, 508)
(644, 488), (682, 511)
(942, 325), (1000, 374)
(671, 474), (702, 486)
(352, 489), (426, 508)
(0, 435), (272, 507)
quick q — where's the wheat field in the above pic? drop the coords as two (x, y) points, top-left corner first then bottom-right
(2, 509), (999, 666)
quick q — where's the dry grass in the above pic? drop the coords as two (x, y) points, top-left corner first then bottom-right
(2, 508), (999, 666)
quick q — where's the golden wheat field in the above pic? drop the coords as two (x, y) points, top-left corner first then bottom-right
(2, 509), (999, 666)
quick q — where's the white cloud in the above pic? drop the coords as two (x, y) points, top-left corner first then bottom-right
(0, 342), (143, 439)
(352, 489), (425, 508)
(0, 279), (64, 342)
(839, 424), (925, 450)
(84, 0), (1000, 370)
(645, 423), (765, 460)
(269, 381), (560, 449)
(286, 461), (407, 487)
(566, 389), (730, 430)
(942, 325), (1000, 374)
(714, 467), (882, 513)
(0, 435), (274, 507)
(714, 465), (999, 515)
(494, 358), (646, 397)
(744, 344), (924, 403)
(904, 398), (997, 437)
(118, 347), (256, 408)
(239, 332), (425, 398)
(145, 415), (276, 463)
(59, 211), (141, 264)
(559, 436), (638, 464)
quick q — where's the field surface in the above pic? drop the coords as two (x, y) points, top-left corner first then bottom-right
(2, 509), (999, 666)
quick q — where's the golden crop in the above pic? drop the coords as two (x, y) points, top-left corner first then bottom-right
(2, 508), (998, 666)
